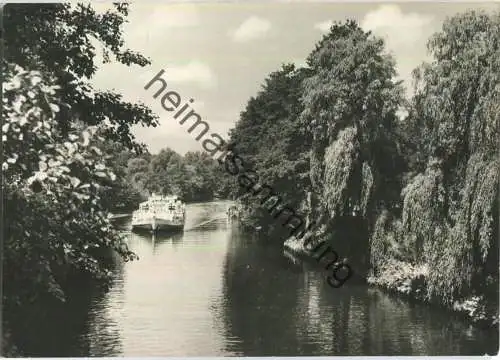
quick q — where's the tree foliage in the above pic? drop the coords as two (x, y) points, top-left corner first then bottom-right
(2, 2), (158, 354)
(125, 148), (230, 203)
(225, 63), (312, 238)
(293, 21), (406, 275)
(2, 65), (139, 353)
(3, 3), (159, 151)
(397, 10), (499, 302)
(368, 11), (498, 320)
(301, 20), (405, 222)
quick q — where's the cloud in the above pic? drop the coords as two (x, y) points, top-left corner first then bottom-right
(313, 5), (435, 93)
(166, 61), (216, 88)
(314, 20), (333, 33)
(230, 16), (272, 42)
(361, 5), (436, 95)
(119, 3), (200, 52)
(362, 5), (434, 48)
(141, 61), (216, 89)
(146, 3), (200, 30)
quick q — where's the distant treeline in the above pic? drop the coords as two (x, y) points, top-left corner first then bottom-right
(122, 148), (232, 205)
(221, 14), (499, 322)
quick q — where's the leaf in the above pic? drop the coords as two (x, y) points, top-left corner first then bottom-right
(75, 192), (90, 200)
(82, 131), (90, 147)
(35, 171), (48, 181)
(48, 159), (62, 168)
(49, 103), (60, 113)
(91, 146), (103, 155)
(70, 177), (81, 188)
(39, 161), (48, 172)
(30, 75), (42, 86)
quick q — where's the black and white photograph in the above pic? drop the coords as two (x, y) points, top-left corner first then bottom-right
(1, 0), (499, 357)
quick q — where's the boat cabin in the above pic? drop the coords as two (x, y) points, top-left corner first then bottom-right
(136, 194), (185, 214)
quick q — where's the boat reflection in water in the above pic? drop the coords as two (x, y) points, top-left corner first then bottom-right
(151, 231), (184, 253)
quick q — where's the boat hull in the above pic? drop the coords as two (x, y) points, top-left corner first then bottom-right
(131, 216), (184, 232)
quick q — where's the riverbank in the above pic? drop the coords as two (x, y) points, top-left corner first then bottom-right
(283, 236), (499, 328)
(366, 259), (499, 328)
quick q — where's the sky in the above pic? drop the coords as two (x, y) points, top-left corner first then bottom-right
(90, 1), (499, 155)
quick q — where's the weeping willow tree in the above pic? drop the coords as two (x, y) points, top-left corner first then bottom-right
(299, 20), (406, 274)
(373, 10), (499, 311)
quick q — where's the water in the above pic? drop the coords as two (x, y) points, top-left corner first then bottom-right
(64, 201), (498, 356)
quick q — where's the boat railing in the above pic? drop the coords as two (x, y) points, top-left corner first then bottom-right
(133, 207), (184, 216)
(133, 199), (184, 215)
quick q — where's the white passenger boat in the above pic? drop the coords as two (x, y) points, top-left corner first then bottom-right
(131, 194), (186, 232)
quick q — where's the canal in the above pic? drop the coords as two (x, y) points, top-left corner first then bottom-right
(57, 201), (498, 356)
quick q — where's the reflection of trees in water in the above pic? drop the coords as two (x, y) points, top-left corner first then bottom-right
(11, 286), (94, 356)
(218, 231), (364, 356)
(79, 260), (125, 356)
(11, 255), (125, 357)
(291, 271), (356, 355)
(220, 232), (304, 356)
(21, 254), (127, 357)
(298, 276), (498, 355)
(364, 288), (498, 355)
(217, 230), (498, 356)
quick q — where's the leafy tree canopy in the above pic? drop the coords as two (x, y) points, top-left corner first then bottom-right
(3, 3), (159, 152)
